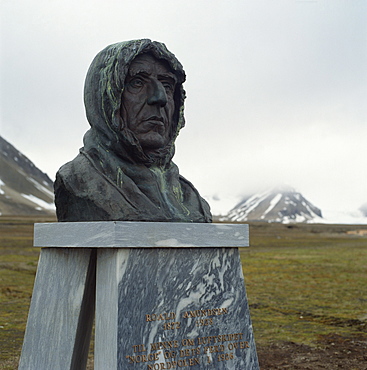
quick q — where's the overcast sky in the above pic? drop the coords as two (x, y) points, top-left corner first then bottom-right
(1, 0), (366, 215)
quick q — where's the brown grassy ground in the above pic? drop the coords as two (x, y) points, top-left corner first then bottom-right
(0, 216), (57, 369)
(241, 222), (367, 369)
(0, 217), (366, 369)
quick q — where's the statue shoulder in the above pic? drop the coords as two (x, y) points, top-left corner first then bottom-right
(56, 153), (91, 182)
(179, 175), (212, 223)
(54, 153), (97, 206)
(54, 153), (110, 221)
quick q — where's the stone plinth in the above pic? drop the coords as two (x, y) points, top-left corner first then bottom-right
(18, 248), (96, 370)
(20, 222), (259, 370)
(33, 221), (249, 248)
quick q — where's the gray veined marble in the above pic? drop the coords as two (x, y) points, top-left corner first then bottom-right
(95, 247), (259, 369)
(33, 222), (249, 248)
(20, 222), (258, 369)
(19, 248), (96, 370)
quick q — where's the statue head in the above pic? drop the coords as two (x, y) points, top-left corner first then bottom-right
(121, 53), (177, 153)
(83, 39), (186, 166)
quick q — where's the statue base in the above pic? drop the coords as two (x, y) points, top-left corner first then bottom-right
(19, 222), (259, 370)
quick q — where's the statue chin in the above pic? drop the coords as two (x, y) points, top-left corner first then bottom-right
(137, 132), (168, 151)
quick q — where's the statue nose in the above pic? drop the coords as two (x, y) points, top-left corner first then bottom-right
(147, 80), (167, 107)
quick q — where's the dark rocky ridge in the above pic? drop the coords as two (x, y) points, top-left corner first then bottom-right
(0, 136), (55, 216)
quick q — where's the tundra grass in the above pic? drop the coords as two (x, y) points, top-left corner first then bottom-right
(0, 218), (366, 367)
(241, 222), (367, 348)
(0, 217), (54, 366)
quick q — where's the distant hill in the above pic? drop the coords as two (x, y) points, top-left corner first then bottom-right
(359, 203), (367, 217)
(223, 185), (322, 223)
(0, 136), (55, 216)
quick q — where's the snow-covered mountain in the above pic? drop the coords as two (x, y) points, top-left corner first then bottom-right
(223, 185), (323, 223)
(0, 136), (55, 216)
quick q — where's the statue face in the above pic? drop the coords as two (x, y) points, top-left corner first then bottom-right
(121, 53), (177, 151)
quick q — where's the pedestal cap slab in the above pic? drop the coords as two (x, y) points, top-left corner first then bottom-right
(34, 222), (249, 248)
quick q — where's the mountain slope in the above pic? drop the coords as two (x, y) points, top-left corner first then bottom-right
(225, 186), (322, 223)
(0, 136), (55, 216)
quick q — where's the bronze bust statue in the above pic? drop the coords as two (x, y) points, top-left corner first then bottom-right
(55, 39), (212, 222)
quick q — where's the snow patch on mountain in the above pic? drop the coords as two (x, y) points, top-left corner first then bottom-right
(21, 194), (55, 211)
(27, 177), (54, 197)
(0, 179), (5, 195)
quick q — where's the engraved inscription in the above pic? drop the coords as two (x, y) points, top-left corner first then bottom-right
(179, 348), (201, 357)
(203, 344), (225, 353)
(126, 308), (250, 368)
(147, 357), (200, 369)
(161, 307), (227, 332)
(218, 352), (234, 361)
(150, 340), (179, 351)
(126, 352), (160, 364)
(132, 344), (147, 353)
(182, 307), (228, 319)
(197, 333), (243, 345)
(162, 321), (181, 330)
(146, 312), (176, 322)
(127, 333), (249, 368)
(195, 318), (213, 327)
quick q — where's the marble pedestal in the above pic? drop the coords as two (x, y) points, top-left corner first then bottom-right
(19, 222), (259, 370)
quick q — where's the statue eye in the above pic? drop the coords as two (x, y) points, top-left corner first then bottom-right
(129, 77), (144, 88)
(162, 82), (174, 94)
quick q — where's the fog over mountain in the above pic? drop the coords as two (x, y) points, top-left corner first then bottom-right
(0, 136), (55, 216)
(360, 203), (367, 217)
